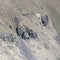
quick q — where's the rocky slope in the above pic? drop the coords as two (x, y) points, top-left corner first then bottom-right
(0, 0), (60, 60)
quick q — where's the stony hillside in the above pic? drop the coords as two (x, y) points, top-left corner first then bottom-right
(0, 0), (60, 60)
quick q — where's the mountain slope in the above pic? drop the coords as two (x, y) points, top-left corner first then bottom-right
(0, 0), (60, 60)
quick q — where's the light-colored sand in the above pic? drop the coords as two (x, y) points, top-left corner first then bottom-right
(0, 0), (60, 60)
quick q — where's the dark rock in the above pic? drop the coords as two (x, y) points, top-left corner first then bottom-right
(22, 13), (29, 16)
(22, 12), (34, 18)
(26, 27), (37, 39)
(22, 13), (27, 16)
(9, 25), (12, 29)
(0, 33), (6, 40)
(54, 35), (60, 45)
(41, 15), (49, 26)
(40, 6), (43, 9)
(16, 27), (29, 39)
(0, 32), (15, 42)
(16, 27), (23, 36)
(14, 17), (22, 24)
(7, 34), (14, 42)
(21, 31), (29, 39)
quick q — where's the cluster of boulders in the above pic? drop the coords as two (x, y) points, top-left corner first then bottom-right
(25, 27), (37, 39)
(16, 26), (37, 40)
(0, 32), (15, 42)
(16, 27), (29, 39)
(0, 14), (49, 42)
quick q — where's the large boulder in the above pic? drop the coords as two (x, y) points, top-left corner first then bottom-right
(41, 15), (49, 26)
(16, 27), (23, 36)
(26, 27), (37, 39)
(16, 27), (29, 39)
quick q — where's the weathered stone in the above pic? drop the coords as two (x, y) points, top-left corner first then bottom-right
(26, 27), (37, 39)
(14, 17), (22, 24)
(0, 32), (15, 42)
(9, 25), (12, 29)
(21, 31), (29, 39)
(16, 27), (29, 39)
(7, 34), (14, 42)
(22, 12), (29, 16)
(16, 27), (23, 36)
(41, 15), (49, 26)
